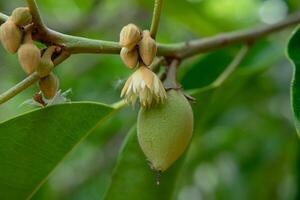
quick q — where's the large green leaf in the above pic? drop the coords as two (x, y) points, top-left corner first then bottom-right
(103, 126), (186, 200)
(0, 102), (114, 199)
(287, 25), (300, 136)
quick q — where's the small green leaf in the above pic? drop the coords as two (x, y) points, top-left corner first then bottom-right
(104, 126), (185, 200)
(287, 25), (300, 136)
(0, 102), (114, 199)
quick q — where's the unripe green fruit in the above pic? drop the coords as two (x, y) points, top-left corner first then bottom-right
(137, 90), (194, 172)
(39, 73), (59, 99)
(11, 7), (32, 26)
(0, 19), (22, 54)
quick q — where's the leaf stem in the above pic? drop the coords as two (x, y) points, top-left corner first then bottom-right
(150, 0), (164, 39)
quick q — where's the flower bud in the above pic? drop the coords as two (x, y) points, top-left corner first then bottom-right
(120, 47), (139, 69)
(137, 90), (194, 172)
(39, 73), (59, 99)
(121, 65), (167, 107)
(37, 46), (57, 78)
(119, 23), (141, 50)
(11, 7), (32, 26)
(139, 30), (157, 66)
(0, 19), (22, 54)
(18, 31), (41, 74)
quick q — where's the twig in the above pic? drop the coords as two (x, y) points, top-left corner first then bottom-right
(0, 0), (300, 105)
(150, 0), (164, 39)
(149, 57), (166, 72)
(0, 73), (39, 105)
(1, 11), (300, 56)
(159, 13), (300, 58)
(163, 59), (180, 89)
(0, 51), (70, 105)
(26, 0), (46, 29)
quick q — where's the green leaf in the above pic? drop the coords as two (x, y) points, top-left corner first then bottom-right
(287, 25), (300, 135)
(104, 126), (185, 200)
(0, 102), (114, 199)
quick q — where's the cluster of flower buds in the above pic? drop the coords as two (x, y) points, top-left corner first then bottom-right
(119, 23), (166, 108)
(0, 7), (32, 54)
(0, 7), (60, 101)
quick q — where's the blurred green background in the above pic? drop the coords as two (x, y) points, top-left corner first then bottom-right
(1, 0), (300, 199)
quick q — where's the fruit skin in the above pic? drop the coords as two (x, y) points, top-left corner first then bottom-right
(11, 7), (32, 26)
(0, 19), (22, 54)
(119, 24), (141, 50)
(137, 89), (194, 172)
(18, 31), (41, 74)
(139, 30), (157, 66)
(120, 47), (139, 69)
(39, 73), (59, 99)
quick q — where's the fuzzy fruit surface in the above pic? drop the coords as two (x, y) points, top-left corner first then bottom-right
(137, 90), (194, 172)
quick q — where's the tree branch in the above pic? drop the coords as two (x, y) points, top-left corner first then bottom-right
(0, 51), (70, 105)
(26, 0), (46, 29)
(0, 73), (39, 105)
(0, 0), (300, 105)
(159, 12), (300, 58)
(150, 0), (164, 39)
(1, 11), (300, 57)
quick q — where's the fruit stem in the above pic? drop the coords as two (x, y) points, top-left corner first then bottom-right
(23, 30), (33, 43)
(163, 59), (180, 90)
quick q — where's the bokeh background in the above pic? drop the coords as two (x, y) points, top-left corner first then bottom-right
(1, 0), (300, 199)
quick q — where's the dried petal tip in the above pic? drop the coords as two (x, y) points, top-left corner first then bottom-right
(121, 66), (167, 108)
(119, 24), (141, 50)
